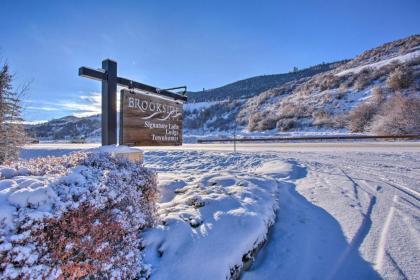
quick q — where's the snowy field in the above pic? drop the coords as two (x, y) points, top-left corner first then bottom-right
(19, 142), (420, 279)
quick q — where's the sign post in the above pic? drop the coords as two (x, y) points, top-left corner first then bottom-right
(79, 59), (187, 146)
(101, 59), (117, 145)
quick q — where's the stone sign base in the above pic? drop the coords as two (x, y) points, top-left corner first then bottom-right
(113, 149), (144, 163)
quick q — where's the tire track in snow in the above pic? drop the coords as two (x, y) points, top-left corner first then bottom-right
(381, 180), (420, 202)
(386, 251), (408, 280)
(340, 160), (420, 278)
(349, 167), (420, 202)
(327, 194), (377, 280)
(397, 209), (420, 251)
(374, 195), (397, 272)
(339, 168), (376, 197)
(398, 196), (420, 211)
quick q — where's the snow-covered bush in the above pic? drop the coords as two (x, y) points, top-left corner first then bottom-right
(0, 150), (158, 279)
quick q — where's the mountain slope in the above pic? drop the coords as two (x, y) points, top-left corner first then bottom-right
(26, 115), (101, 140)
(187, 61), (346, 102)
(241, 35), (420, 133)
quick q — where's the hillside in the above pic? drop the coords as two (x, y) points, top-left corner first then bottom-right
(187, 61), (345, 102)
(26, 115), (101, 140)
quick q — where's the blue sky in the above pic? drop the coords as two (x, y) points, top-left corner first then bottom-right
(1, 0), (419, 122)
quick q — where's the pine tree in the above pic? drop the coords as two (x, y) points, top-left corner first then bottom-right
(0, 62), (26, 163)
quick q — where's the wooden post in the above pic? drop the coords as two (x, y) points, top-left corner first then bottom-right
(101, 59), (117, 145)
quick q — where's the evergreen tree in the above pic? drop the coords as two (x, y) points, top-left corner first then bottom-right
(0, 62), (26, 163)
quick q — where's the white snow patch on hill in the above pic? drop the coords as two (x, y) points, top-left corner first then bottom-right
(184, 101), (219, 112)
(336, 50), (420, 76)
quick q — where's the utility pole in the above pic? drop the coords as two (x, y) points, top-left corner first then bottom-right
(233, 123), (237, 153)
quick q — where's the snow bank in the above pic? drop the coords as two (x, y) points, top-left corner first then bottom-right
(0, 147), (157, 279)
(142, 152), (291, 279)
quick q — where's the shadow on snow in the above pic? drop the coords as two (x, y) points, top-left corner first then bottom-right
(243, 162), (381, 280)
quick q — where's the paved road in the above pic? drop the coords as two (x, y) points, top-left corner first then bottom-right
(24, 141), (420, 154)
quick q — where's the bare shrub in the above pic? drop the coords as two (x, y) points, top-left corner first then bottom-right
(319, 74), (342, 91)
(276, 118), (297, 131)
(387, 66), (413, 91)
(320, 93), (334, 104)
(259, 116), (278, 130)
(341, 74), (357, 90)
(347, 101), (378, 132)
(279, 102), (311, 119)
(312, 110), (333, 127)
(370, 95), (420, 135)
(338, 82), (348, 93)
(332, 114), (348, 129)
(354, 68), (373, 91)
(371, 86), (383, 98)
(247, 112), (263, 131)
(279, 103), (297, 118)
(248, 112), (277, 131)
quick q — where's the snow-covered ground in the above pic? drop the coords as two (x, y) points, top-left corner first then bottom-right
(243, 151), (420, 279)
(18, 143), (420, 279)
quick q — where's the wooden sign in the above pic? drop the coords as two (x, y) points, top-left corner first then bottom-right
(119, 89), (183, 146)
(79, 59), (186, 145)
